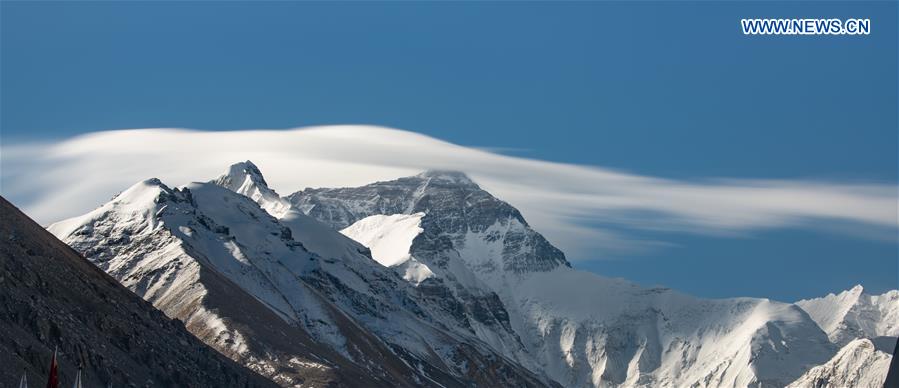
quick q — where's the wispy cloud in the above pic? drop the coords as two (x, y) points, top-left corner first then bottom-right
(2, 126), (895, 260)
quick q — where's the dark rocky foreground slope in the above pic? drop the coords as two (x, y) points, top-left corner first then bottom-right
(886, 338), (899, 388)
(0, 196), (277, 388)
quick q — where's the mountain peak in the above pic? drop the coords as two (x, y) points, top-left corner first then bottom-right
(211, 161), (291, 217)
(216, 160), (269, 190)
(288, 169), (570, 275)
(211, 160), (276, 195)
(143, 177), (165, 186)
(416, 170), (476, 186)
(115, 178), (174, 204)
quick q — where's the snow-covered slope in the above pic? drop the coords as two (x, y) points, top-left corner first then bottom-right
(340, 213), (435, 284)
(289, 170), (839, 387)
(787, 338), (892, 388)
(796, 285), (899, 346)
(513, 269), (835, 387)
(340, 213), (424, 267)
(50, 165), (553, 387)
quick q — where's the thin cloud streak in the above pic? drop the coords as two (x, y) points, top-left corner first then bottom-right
(2, 125), (895, 260)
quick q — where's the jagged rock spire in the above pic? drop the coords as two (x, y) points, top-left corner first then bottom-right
(211, 161), (291, 217)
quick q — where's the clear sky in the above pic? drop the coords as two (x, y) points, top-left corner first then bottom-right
(1, 1), (896, 301)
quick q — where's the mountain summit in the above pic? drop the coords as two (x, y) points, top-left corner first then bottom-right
(415, 170), (478, 186)
(211, 160), (291, 217)
(288, 170), (569, 275)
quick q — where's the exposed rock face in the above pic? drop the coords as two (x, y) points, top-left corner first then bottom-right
(287, 170), (570, 275)
(49, 169), (554, 387)
(0, 196), (276, 388)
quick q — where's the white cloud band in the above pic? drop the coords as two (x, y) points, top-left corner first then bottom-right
(2, 126), (895, 259)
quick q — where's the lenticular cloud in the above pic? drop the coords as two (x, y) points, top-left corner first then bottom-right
(2, 125), (896, 259)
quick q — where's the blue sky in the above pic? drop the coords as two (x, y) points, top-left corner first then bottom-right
(1, 1), (896, 301)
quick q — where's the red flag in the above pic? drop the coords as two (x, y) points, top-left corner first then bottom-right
(45, 347), (58, 388)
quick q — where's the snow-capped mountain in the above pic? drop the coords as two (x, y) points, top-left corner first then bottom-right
(796, 285), (899, 347)
(49, 163), (551, 387)
(787, 338), (892, 388)
(287, 170), (839, 387)
(47, 161), (894, 387)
